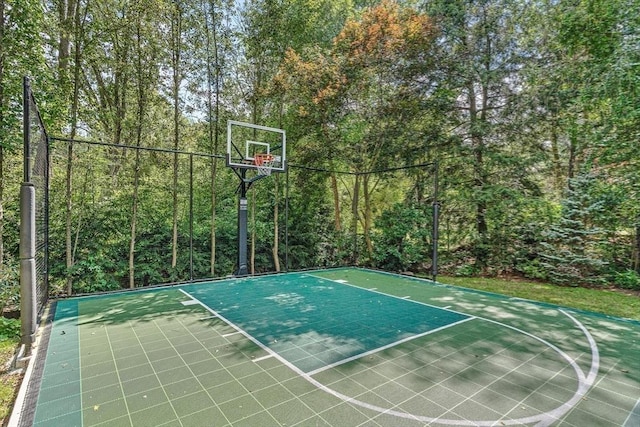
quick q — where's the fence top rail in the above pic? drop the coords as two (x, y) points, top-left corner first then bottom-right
(50, 136), (439, 176)
(50, 136), (227, 160)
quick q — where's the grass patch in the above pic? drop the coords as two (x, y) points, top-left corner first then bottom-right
(0, 337), (20, 424)
(439, 275), (640, 321)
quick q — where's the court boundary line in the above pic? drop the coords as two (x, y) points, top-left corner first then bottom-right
(306, 273), (470, 318)
(177, 288), (309, 378)
(8, 303), (56, 427)
(351, 267), (640, 325)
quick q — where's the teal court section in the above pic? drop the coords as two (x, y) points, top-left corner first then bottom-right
(179, 273), (470, 373)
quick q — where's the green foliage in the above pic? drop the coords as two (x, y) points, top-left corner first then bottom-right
(0, 260), (20, 313)
(454, 264), (479, 278)
(613, 270), (640, 291)
(2, 0), (639, 299)
(0, 318), (20, 341)
(372, 203), (431, 272)
(541, 173), (609, 286)
(515, 259), (548, 281)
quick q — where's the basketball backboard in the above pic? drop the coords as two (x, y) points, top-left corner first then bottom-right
(226, 120), (286, 173)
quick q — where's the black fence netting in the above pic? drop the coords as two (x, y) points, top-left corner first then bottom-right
(24, 78), (50, 315)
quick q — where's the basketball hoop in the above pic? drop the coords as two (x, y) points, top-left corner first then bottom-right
(253, 153), (275, 176)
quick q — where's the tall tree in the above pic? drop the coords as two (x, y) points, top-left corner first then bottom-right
(201, 0), (227, 276)
(128, 0), (161, 288)
(280, 0), (436, 263)
(238, 0), (353, 271)
(0, 0), (47, 270)
(169, 0), (184, 271)
(426, 0), (541, 270)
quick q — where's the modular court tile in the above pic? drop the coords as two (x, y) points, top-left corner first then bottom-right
(13, 268), (640, 426)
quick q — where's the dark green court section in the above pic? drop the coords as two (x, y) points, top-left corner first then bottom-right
(33, 300), (81, 426)
(179, 272), (469, 373)
(26, 268), (640, 427)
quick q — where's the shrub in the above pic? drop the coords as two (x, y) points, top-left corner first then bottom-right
(613, 270), (640, 290)
(454, 263), (478, 277)
(0, 318), (20, 341)
(516, 259), (548, 280)
(0, 261), (20, 313)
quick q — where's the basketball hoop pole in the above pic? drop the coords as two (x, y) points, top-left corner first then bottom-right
(236, 169), (250, 277)
(226, 120), (286, 277)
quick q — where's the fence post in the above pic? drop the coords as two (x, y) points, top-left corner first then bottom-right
(19, 183), (37, 352)
(432, 160), (439, 283)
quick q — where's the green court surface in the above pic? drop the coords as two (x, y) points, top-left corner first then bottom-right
(16, 268), (640, 426)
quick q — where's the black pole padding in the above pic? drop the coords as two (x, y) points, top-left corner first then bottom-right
(23, 77), (31, 183)
(19, 183), (37, 352)
(235, 169), (249, 276)
(285, 167), (290, 272)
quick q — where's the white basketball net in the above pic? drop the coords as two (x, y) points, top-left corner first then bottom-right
(254, 154), (275, 176)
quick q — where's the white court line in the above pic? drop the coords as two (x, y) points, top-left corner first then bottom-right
(253, 354), (275, 363)
(222, 331), (242, 338)
(307, 273), (467, 316)
(177, 289), (311, 379)
(306, 316), (476, 376)
(624, 397), (640, 427)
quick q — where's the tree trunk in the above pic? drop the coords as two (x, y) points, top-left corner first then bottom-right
(0, 0), (5, 269)
(172, 155), (178, 269)
(468, 79), (488, 269)
(129, 148), (141, 289)
(129, 13), (145, 289)
(171, 2), (182, 270)
(331, 173), (341, 231)
(58, 0), (77, 85)
(568, 127), (578, 186)
(550, 119), (563, 195)
(249, 72), (261, 274)
(0, 146), (4, 269)
(65, 1), (83, 295)
(351, 174), (360, 264)
(362, 174), (373, 261)
(65, 142), (74, 294)
(634, 222), (640, 273)
(205, 0), (221, 276)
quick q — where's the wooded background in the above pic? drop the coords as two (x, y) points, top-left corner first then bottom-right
(1, 0), (639, 296)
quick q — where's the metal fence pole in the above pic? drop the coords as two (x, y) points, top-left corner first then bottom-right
(23, 77), (31, 182)
(20, 185), (37, 352)
(20, 77), (37, 353)
(285, 167), (289, 272)
(189, 154), (194, 281)
(432, 160), (439, 282)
